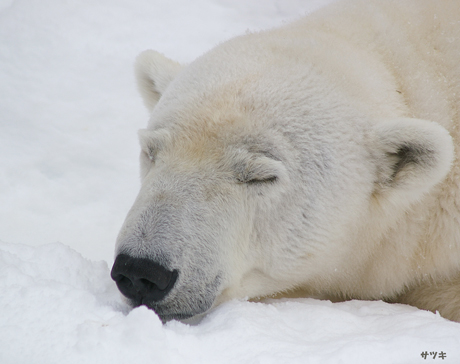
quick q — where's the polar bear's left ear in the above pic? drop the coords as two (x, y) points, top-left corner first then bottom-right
(372, 118), (454, 202)
(135, 50), (183, 112)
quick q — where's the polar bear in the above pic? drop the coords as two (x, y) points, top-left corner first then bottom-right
(111, 0), (460, 322)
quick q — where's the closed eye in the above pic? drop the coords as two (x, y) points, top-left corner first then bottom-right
(145, 148), (156, 162)
(245, 176), (278, 184)
(232, 147), (285, 186)
(237, 175), (278, 185)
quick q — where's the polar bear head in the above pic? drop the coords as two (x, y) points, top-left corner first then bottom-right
(111, 46), (453, 322)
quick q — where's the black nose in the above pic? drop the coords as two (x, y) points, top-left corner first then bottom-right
(111, 254), (178, 304)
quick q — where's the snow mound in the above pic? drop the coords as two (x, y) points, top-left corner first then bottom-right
(1, 241), (459, 364)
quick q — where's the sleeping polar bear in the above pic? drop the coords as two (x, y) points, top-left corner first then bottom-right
(111, 0), (460, 322)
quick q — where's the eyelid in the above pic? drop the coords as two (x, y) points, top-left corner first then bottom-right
(240, 176), (278, 185)
(138, 128), (171, 162)
(146, 148), (155, 161)
(235, 161), (279, 184)
(246, 176), (278, 184)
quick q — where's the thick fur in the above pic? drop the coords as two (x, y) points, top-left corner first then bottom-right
(115, 0), (460, 322)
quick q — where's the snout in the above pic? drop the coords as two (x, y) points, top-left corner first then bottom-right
(111, 254), (178, 305)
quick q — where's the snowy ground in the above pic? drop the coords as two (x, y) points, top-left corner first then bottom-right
(1, 0), (459, 363)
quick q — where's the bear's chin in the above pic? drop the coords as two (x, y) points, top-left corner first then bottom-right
(127, 296), (214, 323)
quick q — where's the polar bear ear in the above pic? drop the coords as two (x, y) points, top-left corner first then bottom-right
(135, 50), (183, 112)
(372, 118), (454, 202)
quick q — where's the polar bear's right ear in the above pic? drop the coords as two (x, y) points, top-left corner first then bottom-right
(135, 50), (183, 112)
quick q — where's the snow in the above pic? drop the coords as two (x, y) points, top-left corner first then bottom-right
(0, 0), (459, 363)
(2, 240), (460, 364)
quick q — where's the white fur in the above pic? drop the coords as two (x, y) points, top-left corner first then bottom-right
(135, 50), (182, 112)
(115, 0), (460, 321)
